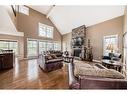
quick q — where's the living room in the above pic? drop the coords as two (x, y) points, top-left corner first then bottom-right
(0, 2), (127, 91)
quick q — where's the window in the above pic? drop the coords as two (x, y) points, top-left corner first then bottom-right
(19, 5), (29, 15)
(39, 41), (46, 54)
(0, 40), (18, 55)
(27, 40), (38, 56)
(47, 42), (54, 50)
(54, 42), (61, 50)
(103, 35), (118, 55)
(39, 23), (53, 38)
(0, 41), (8, 50)
(9, 41), (18, 55)
(27, 39), (61, 56)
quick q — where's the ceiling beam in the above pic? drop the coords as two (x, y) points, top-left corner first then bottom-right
(46, 5), (56, 18)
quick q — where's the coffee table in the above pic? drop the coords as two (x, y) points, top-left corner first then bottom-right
(102, 59), (123, 72)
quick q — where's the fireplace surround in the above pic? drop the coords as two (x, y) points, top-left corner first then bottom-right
(71, 25), (93, 61)
(73, 48), (82, 58)
(71, 25), (86, 60)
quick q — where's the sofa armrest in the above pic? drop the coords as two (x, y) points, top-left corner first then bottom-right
(79, 75), (127, 89)
(68, 63), (80, 89)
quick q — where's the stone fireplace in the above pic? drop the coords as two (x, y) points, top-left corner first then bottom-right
(71, 25), (86, 60)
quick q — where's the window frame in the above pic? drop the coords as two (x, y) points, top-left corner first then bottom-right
(0, 39), (19, 55)
(39, 41), (47, 54)
(103, 34), (118, 55)
(38, 23), (54, 38)
(27, 38), (61, 57)
(19, 5), (29, 15)
(27, 39), (38, 57)
(46, 42), (54, 51)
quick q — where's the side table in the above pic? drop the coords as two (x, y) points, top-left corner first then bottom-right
(63, 55), (74, 63)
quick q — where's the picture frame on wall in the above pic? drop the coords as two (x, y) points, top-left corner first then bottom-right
(11, 5), (16, 17)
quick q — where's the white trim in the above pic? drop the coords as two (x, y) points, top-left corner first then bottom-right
(46, 5), (56, 18)
(93, 59), (101, 63)
(0, 30), (24, 36)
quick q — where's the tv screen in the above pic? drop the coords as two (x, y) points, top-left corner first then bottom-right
(73, 37), (83, 46)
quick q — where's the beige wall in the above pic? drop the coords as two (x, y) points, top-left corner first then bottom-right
(17, 7), (62, 57)
(123, 6), (127, 73)
(62, 32), (72, 52)
(87, 16), (123, 60)
(62, 16), (124, 61)
(0, 34), (24, 58)
(124, 6), (127, 34)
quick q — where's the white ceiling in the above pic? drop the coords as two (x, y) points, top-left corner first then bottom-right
(29, 6), (125, 35)
(29, 5), (52, 15)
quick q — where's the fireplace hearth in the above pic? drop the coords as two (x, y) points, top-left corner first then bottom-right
(73, 49), (81, 58)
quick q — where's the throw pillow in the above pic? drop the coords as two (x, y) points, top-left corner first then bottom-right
(46, 55), (52, 60)
(50, 54), (57, 59)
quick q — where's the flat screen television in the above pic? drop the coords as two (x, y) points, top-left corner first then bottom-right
(124, 32), (127, 48)
(72, 37), (84, 46)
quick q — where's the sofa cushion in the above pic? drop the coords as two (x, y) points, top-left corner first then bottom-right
(74, 62), (94, 69)
(74, 63), (125, 79)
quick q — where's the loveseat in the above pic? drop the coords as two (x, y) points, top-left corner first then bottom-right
(68, 62), (127, 89)
(38, 52), (63, 72)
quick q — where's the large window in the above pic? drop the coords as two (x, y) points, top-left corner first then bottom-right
(27, 39), (61, 56)
(103, 35), (118, 55)
(39, 41), (46, 54)
(39, 23), (53, 38)
(27, 40), (38, 56)
(54, 42), (61, 50)
(9, 41), (18, 55)
(0, 40), (18, 55)
(47, 42), (54, 51)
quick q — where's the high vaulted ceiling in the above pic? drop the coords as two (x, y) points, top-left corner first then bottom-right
(29, 6), (125, 35)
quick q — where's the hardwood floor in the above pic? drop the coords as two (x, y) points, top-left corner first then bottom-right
(0, 58), (69, 89)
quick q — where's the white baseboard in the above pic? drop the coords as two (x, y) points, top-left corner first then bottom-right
(93, 59), (101, 63)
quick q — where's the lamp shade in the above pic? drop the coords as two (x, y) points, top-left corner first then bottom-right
(106, 44), (118, 52)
